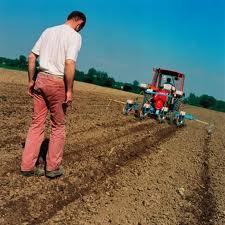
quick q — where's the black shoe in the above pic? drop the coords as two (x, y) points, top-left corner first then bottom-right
(21, 165), (45, 177)
(46, 166), (64, 178)
(21, 170), (34, 177)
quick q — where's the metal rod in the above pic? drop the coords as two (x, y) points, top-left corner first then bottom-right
(108, 99), (126, 104)
(106, 99), (112, 109)
(194, 119), (209, 125)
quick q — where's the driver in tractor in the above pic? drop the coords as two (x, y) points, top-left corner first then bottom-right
(163, 78), (176, 93)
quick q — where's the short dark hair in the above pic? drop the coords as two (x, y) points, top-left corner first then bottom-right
(67, 11), (86, 31)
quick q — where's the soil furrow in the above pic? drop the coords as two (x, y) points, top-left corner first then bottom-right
(0, 126), (177, 225)
(179, 131), (216, 225)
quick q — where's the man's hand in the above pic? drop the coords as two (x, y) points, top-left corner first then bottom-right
(65, 91), (73, 107)
(28, 81), (35, 97)
(64, 59), (75, 108)
(62, 91), (73, 114)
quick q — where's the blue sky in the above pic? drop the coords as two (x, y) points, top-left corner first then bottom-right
(0, 0), (225, 100)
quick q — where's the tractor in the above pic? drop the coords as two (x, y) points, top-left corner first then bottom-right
(123, 68), (186, 126)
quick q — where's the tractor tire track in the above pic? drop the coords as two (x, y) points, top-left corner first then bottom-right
(63, 120), (154, 160)
(0, 121), (155, 203)
(0, 118), (141, 177)
(199, 132), (216, 225)
(0, 125), (178, 225)
(0, 120), (154, 209)
(179, 130), (216, 225)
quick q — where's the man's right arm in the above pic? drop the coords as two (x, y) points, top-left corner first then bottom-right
(27, 52), (38, 97)
(28, 52), (37, 82)
(64, 59), (76, 106)
(27, 29), (46, 96)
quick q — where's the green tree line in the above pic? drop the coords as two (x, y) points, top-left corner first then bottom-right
(0, 55), (224, 112)
(185, 93), (225, 112)
(0, 56), (27, 70)
(0, 55), (141, 94)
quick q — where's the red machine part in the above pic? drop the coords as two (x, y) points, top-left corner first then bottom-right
(153, 89), (168, 110)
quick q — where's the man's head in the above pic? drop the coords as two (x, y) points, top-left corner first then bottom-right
(166, 78), (171, 83)
(67, 11), (86, 32)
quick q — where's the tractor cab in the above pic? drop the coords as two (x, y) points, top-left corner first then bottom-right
(149, 68), (185, 97)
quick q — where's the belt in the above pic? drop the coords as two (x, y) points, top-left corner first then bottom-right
(39, 71), (64, 80)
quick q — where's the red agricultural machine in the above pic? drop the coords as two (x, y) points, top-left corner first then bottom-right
(123, 68), (188, 126)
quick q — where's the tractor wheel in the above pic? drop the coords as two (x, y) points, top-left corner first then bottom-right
(167, 111), (176, 125)
(134, 110), (140, 118)
(168, 111), (185, 127)
(173, 98), (183, 111)
(158, 115), (164, 123)
(157, 112), (165, 123)
(139, 110), (145, 120)
(175, 115), (186, 127)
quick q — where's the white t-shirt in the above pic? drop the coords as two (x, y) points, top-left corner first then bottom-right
(32, 24), (82, 76)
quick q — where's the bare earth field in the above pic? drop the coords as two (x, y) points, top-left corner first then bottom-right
(0, 68), (225, 225)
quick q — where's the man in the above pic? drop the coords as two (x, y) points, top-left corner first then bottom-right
(21, 11), (86, 178)
(163, 77), (176, 92)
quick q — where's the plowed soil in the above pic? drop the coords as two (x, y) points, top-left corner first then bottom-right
(0, 68), (225, 225)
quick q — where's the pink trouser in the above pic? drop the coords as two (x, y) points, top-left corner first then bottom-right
(21, 73), (66, 171)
